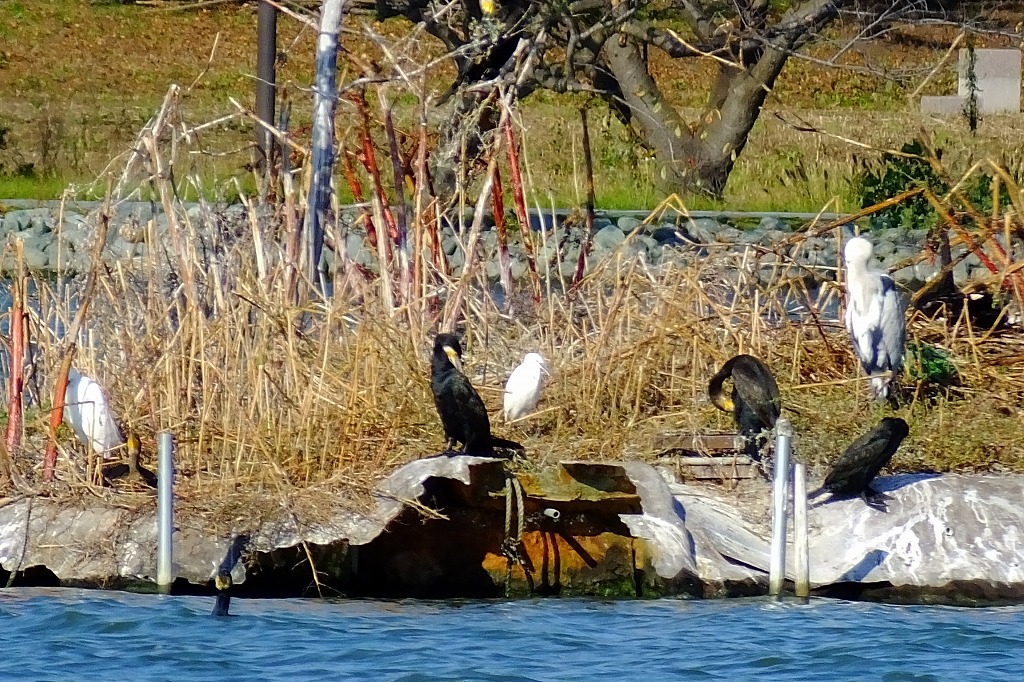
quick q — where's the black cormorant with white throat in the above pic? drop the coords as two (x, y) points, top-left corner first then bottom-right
(708, 354), (781, 459)
(430, 333), (524, 458)
(809, 417), (909, 512)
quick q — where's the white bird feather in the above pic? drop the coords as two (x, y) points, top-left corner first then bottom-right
(843, 237), (907, 400)
(503, 353), (549, 422)
(64, 368), (124, 457)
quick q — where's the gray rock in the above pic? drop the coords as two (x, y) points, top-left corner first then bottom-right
(480, 230), (498, 252)
(758, 229), (789, 246)
(715, 227), (742, 244)
(510, 259), (527, 280)
(5, 208), (51, 232)
(441, 233), (460, 257)
(904, 229), (928, 246)
(914, 260), (940, 283)
(637, 235), (660, 253)
(592, 225), (626, 250)
(108, 238), (138, 260)
(757, 216), (790, 232)
(687, 218), (720, 244)
(617, 216), (642, 233)
(447, 248), (465, 270)
(485, 260), (501, 279)
(539, 241), (561, 265)
(892, 266), (917, 287)
(346, 233), (375, 267)
(559, 256), (579, 279)
(953, 260), (970, 286)
(873, 241), (896, 259)
(737, 229), (762, 244)
(592, 217), (613, 231)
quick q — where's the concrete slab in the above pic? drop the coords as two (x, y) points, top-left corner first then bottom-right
(958, 48), (1021, 114)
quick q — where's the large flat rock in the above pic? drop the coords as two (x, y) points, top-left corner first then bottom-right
(0, 462), (1022, 602)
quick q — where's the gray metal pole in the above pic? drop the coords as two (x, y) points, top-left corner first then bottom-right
(793, 462), (810, 599)
(255, 0), (278, 170)
(156, 432), (175, 593)
(768, 418), (793, 598)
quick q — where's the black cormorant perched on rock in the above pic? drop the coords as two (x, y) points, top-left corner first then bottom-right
(708, 354), (781, 459)
(430, 333), (524, 458)
(809, 417), (909, 512)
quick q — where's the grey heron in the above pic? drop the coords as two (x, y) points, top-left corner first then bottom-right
(843, 236), (907, 400)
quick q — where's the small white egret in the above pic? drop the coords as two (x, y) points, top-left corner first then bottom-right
(843, 237), (907, 400)
(503, 352), (549, 422)
(64, 368), (124, 458)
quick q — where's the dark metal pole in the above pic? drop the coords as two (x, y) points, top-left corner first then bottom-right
(255, 0), (278, 171)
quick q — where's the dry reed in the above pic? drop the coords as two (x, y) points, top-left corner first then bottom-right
(1, 52), (1023, 533)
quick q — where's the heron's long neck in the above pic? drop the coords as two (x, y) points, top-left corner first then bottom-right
(846, 262), (875, 308)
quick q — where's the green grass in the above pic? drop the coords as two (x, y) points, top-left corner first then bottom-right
(0, 4), (1013, 213)
(0, 175), (88, 201)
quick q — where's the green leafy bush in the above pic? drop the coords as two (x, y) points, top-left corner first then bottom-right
(855, 140), (1012, 231)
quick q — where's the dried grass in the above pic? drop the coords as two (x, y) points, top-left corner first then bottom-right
(3, 65), (1024, 534)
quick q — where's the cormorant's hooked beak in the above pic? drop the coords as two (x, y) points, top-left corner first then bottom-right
(443, 345), (463, 373)
(712, 393), (735, 412)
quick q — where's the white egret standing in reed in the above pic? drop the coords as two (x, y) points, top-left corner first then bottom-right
(503, 353), (549, 422)
(843, 236), (907, 400)
(64, 368), (124, 457)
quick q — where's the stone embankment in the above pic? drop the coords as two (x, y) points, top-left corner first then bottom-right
(0, 200), (1010, 289)
(0, 456), (1021, 604)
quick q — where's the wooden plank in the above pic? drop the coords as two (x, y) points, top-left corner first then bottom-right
(660, 454), (760, 481)
(649, 431), (746, 454)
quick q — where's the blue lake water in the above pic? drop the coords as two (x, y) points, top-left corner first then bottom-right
(0, 590), (1021, 681)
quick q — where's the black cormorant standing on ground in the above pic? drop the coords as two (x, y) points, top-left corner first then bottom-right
(430, 333), (524, 458)
(708, 354), (781, 459)
(809, 417), (909, 512)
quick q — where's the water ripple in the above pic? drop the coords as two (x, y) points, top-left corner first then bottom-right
(0, 591), (1022, 681)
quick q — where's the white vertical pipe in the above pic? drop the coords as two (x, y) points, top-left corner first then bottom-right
(794, 462), (810, 599)
(768, 418), (793, 598)
(156, 432), (174, 593)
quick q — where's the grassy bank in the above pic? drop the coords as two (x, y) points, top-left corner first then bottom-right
(1, 1), (1018, 211)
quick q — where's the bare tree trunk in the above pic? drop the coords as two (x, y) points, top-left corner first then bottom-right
(305, 0), (346, 286)
(603, 33), (789, 197)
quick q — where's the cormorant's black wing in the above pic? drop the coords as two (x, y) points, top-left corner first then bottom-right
(731, 357), (781, 432)
(823, 420), (905, 496)
(446, 372), (493, 454)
